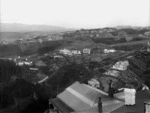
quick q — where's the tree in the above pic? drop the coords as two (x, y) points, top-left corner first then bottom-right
(46, 62), (93, 95)
(0, 59), (21, 82)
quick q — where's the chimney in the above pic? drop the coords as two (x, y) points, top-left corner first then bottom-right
(124, 88), (136, 105)
(144, 100), (150, 113)
(98, 97), (102, 113)
(108, 80), (114, 98)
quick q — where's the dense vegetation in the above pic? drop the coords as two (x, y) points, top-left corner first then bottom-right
(46, 63), (93, 95)
(0, 60), (21, 82)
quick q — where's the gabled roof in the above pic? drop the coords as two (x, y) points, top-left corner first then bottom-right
(51, 81), (124, 113)
(111, 89), (150, 113)
(57, 81), (107, 111)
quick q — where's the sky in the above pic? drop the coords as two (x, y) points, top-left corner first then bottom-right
(0, 0), (150, 28)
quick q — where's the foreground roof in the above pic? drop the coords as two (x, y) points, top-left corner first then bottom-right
(51, 81), (124, 113)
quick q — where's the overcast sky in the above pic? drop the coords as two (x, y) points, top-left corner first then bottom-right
(1, 0), (150, 28)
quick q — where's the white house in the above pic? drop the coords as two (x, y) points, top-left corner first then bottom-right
(59, 49), (81, 56)
(88, 78), (100, 88)
(53, 55), (63, 58)
(83, 48), (91, 54)
(104, 61), (129, 77)
(30, 68), (39, 71)
(17, 61), (33, 66)
(59, 49), (72, 55)
(104, 49), (116, 53)
(104, 70), (120, 77)
(112, 61), (129, 71)
(144, 31), (150, 37)
(71, 50), (81, 55)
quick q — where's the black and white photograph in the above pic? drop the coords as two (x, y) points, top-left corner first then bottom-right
(0, 0), (150, 113)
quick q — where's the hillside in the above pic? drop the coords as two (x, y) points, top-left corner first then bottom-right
(0, 31), (60, 42)
(0, 32), (26, 42)
(0, 23), (74, 42)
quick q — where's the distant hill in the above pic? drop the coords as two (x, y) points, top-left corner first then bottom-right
(0, 23), (74, 42)
(0, 23), (72, 32)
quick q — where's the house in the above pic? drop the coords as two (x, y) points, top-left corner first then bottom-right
(112, 61), (129, 71)
(34, 60), (46, 67)
(38, 39), (43, 43)
(59, 49), (81, 56)
(104, 70), (120, 77)
(53, 55), (63, 58)
(71, 50), (81, 55)
(17, 61), (33, 66)
(59, 49), (72, 56)
(30, 68), (39, 71)
(104, 49), (116, 53)
(83, 48), (91, 54)
(88, 78), (100, 88)
(104, 61), (129, 77)
(125, 36), (133, 42)
(144, 31), (150, 37)
(48, 81), (125, 113)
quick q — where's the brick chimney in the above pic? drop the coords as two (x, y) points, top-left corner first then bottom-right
(98, 97), (102, 113)
(108, 80), (114, 98)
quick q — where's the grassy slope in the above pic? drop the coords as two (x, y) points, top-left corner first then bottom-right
(110, 39), (150, 47)
(110, 39), (150, 51)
